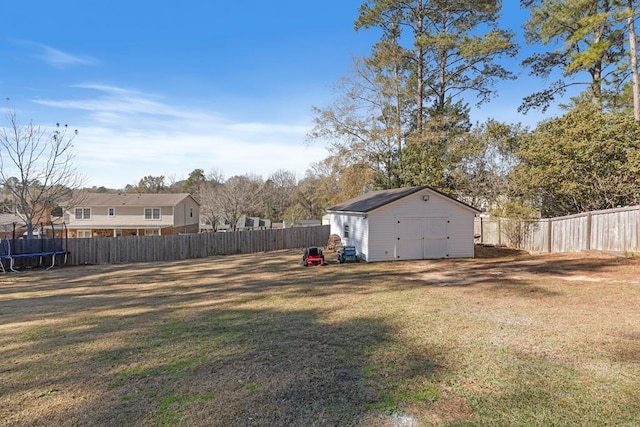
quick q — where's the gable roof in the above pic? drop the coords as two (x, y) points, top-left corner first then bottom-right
(326, 185), (480, 214)
(79, 193), (199, 207)
(0, 213), (24, 228)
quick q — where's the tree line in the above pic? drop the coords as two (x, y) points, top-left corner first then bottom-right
(83, 165), (368, 231)
(308, 0), (640, 219)
(3, 0), (640, 233)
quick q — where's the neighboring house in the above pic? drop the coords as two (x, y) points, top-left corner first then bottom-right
(199, 217), (226, 233)
(236, 215), (271, 230)
(199, 216), (272, 232)
(326, 185), (481, 262)
(0, 213), (25, 239)
(0, 203), (61, 239)
(283, 219), (321, 228)
(65, 193), (200, 238)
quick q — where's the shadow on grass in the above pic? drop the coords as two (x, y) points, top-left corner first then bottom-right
(2, 249), (636, 329)
(402, 250), (638, 295)
(0, 291), (444, 426)
(85, 308), (396, 426)
(2, 250), (640, 425)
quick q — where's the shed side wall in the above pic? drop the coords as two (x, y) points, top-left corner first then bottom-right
(328, 213), (369, 260)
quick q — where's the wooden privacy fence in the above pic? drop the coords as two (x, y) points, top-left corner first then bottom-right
(475, 205), (640, 254)
(65, 225), (331, 266)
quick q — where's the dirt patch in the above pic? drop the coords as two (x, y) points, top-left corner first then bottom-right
(474, 244), (531, 259)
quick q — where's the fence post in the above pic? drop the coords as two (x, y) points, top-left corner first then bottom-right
(519, 219), (524, 249)
(547, 219), (552, 253)
(586, 211), (592, 251)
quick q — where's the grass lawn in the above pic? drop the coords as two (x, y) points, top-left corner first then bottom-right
(1, 247), (640, 426)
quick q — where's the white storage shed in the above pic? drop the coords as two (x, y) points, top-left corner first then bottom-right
(326, 186), (480, 262)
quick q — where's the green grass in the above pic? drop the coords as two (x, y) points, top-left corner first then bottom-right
(156, 393), (217, 426)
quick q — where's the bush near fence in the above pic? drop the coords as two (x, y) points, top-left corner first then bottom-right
(58, 225), (330, 266)
(475, 205), (640, 254)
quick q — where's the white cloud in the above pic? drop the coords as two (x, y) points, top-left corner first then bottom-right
(24, 42), (99, 68)
(35, 84), (226, 128)
(32, 85), (328, 188)
(75, 126), (327, 188)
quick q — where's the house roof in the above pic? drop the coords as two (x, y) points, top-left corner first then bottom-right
(79, 193), (199, 207)
(326, 185), (480, 214)
(0, 213), (24, 228)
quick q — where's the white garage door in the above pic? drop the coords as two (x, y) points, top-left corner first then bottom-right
(397, 217), (449, 259)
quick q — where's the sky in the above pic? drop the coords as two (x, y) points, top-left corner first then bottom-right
(1, 1), (559, 189)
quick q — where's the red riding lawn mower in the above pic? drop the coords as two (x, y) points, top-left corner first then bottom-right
(302, 246), (327, 266)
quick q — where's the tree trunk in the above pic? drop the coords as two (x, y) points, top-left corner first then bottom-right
(416, 0), (425, 132)
(394, 62), (403, 181)
(628, 0), (640, 121)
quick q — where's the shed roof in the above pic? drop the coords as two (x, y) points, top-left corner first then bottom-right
(326, 185), (480, 214)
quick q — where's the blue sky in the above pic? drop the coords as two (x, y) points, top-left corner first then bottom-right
(1, 1), (557, 189)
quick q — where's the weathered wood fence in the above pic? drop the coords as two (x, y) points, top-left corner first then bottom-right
(62, 225), (330, 266)
(475, 205), (640, 254)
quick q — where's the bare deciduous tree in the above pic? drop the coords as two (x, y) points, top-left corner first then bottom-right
(135, 175), (167, 193)
(0, 112), (85, 237)
(263, 169), (297, 222)
(196, 169), (225, 231)
(217, 174), (264, 231)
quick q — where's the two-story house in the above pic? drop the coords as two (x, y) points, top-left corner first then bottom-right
(65, 193), (200, 238)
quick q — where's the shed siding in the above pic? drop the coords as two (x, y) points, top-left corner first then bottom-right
(364, 188), (475, 262)
(329, 213), (369, 260)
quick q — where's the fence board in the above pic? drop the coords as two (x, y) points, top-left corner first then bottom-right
(61, 225), (330, 266)
(476, 205), (640, 254)
(520, 220), (548, 252)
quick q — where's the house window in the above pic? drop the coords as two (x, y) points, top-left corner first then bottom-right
(75, 208), (91, 220)
(144, 207), (161, 220)
(108, 207), (115, 217)
(344, 224), (350, 238)
(144, 229), (161, 236)
(190, 207), (193, 218)
(77, 230), (91, 238)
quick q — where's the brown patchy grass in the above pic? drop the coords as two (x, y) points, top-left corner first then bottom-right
(1, 248), (640, 426)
